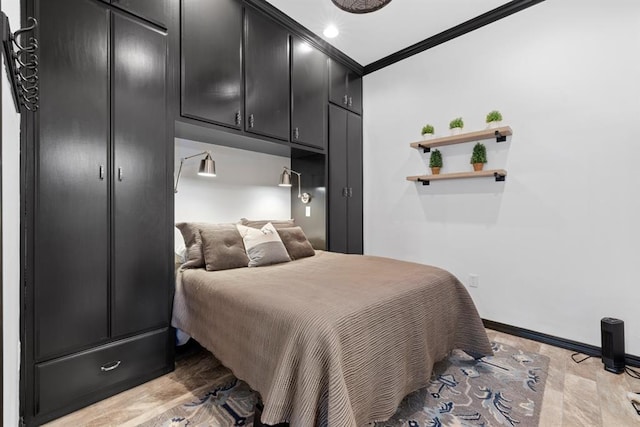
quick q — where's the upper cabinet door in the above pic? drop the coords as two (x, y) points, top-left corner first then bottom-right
(112, 13), (169, 336)
(329, 58), (348, 108)
(35, 0), (110, 360)
(329, 58), (362, 114)
(182, 0), (242, 129)
(111, 0), (168, 27)
(347, 72), (362, 115)
(291, 37), (327, 150)
(245, 8), (289, 140)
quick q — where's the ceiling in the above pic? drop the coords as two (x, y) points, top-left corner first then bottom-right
(265, 0), (512, 66)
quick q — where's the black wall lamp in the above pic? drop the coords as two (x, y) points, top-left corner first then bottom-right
(279, 167), (311, 204)
(174, 151), (216, 193)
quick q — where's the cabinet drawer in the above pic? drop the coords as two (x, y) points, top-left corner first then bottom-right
(36, 328), (171, 416)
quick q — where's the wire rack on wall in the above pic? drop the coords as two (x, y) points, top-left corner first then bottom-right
(1, 11), (39, 112)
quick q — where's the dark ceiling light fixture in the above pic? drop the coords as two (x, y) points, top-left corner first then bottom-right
(331, 0), (392, 14)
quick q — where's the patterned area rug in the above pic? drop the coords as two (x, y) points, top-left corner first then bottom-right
(140, 342), (549, 427)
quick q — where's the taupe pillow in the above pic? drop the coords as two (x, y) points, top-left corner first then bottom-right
(176, 222), (237, 269)
(277, 227), (315, 260)
(200, 228), (249, 271)
(237, 223), (291, 267)
(240, 218), (295, 229)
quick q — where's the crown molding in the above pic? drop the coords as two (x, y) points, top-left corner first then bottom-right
(364, 0), (546, 75)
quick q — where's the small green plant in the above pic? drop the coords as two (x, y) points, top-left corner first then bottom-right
(486, 110), (503, 123)
(421, 124), (434, 136)
(470, 143), (487, 164)
(429, 149), (443, 168)
(449, 117), (464, 129)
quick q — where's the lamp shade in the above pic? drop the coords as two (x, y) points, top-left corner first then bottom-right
(279, 168), (292, 186)
(331, 0), (391, 14)
(198, 153), (216, 177)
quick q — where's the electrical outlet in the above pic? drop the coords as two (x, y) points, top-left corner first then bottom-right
(469, 274), (479, 288)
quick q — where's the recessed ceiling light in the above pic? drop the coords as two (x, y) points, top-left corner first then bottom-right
(323, 25), (339, 39)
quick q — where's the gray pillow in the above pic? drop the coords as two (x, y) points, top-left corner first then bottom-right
(237, 223), (291, 267)
(200, 228), (249, 271)
(176, 222), (237, 269)
(277, 227), (315, 260)
(240, 218), (295, 229)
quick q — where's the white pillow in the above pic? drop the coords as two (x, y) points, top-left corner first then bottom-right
(174, 227), (187, 264)
(236, 223), (291, 267)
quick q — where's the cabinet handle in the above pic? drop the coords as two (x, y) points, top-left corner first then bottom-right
(293, 127), (299, 140)
(99, 165), (104, 180)
(100, 360), (121, 372)
(343, 95), (348, 105)
(118, 167), (123, 181)
(348, 187), (353, 197)
(249, 114), (255, 128)
(348, 97), (353, 107)
(235, 111), (241, 126)
(342, 187), (348, 197)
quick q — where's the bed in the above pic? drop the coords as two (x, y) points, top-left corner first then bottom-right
(172, 249), (492, 426)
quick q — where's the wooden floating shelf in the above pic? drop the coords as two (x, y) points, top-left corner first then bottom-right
(406, 169), (507, 185)
(410, 126), (512, 152)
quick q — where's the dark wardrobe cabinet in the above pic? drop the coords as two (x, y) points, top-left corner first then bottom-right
(328, 104), (363, 254)
(181, 0), (290, 141)
(244, 7), (290, 140)
(291, 36), (328, 150)
(181, 0), (243, 128)
(329, 58), (362, 115)
(25, 0), (173, 424)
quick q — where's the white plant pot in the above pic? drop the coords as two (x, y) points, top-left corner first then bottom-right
(450, 127), (462, 136)
(422, 133), (434, 140)
(487, 121), (502, 129)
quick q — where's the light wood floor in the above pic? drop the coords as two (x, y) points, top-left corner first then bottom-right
(45, 329), (640, 426)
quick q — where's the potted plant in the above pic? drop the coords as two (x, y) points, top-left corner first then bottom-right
(429, 149), (443, 175)
(421, 124), (435, 140)
(485, 110), (503, 129)
(449, 117), (464, 135)
(470, 143), (487, 171)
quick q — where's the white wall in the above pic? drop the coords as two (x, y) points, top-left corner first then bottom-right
(363, 0), (640, 355)
(2, 0), (22, 424)
(175, 138), (291, 224)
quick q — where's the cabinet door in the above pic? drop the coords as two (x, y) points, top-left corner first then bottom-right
(113, 13), (169, 336)
(182, 0), (242, 128)
(291, 37), (327, 149)
(291, 37), (327, 148)
(245, 8), (289, 140)
(328, 105), (348, 253)
(346, 112), (363, 254)
(347, 72), (362, 115)
(35, 0), (110, 360)
(328, 58), (348, 108)
(111, 0), (167, 26)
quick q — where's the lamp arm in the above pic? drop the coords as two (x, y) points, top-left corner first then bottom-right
(183, 150), (210, 161)
(174, 159), (184, 193)
(285, 168), (302, 198)
(174, 151), (211, 193)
